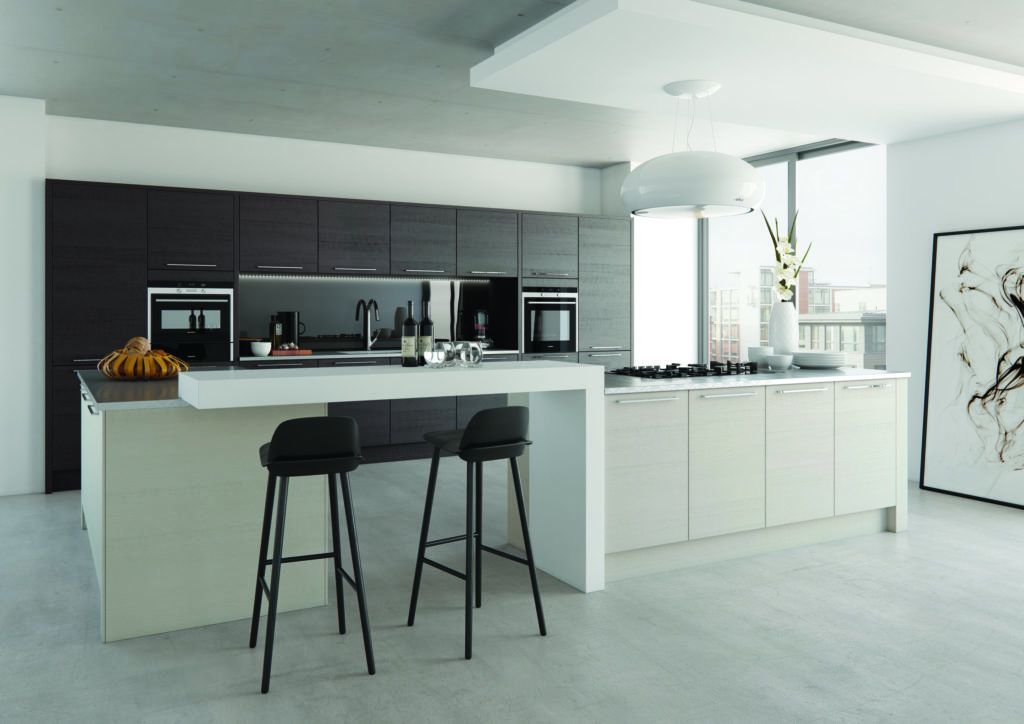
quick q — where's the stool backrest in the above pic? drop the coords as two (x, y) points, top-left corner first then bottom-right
(458, 406), (530, 461)
(266, 416), (361, 476)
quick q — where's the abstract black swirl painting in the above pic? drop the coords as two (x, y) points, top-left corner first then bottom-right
(922, 225), (1024, 508)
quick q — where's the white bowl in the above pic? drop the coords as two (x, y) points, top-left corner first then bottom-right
(764, 353), (793, 370)
(251, 342), (272, 357)
(748, 346), (773, 363)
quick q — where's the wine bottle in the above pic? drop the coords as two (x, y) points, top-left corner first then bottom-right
(188, 308), (197, 332)
(401, 301), (418, 368)
(418, 301), (434, 366)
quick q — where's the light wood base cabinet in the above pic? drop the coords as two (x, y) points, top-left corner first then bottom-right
(766, 383), (835, 526)
(835, 381), (897, 515)
(605, 393), (688, 552)
(688, 387), (765, 540)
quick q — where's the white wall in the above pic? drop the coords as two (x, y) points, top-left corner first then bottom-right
(46, 117), (601, 213)
(0, 96), (46, 495)
(887, 118), (1024, 482)
(3, 109), (603, 497)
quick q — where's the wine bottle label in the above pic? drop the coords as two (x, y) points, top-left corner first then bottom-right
(402, 336), (417, 357)
(418, 335), (433, 355)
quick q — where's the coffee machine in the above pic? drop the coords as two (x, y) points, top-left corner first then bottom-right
(276, 311), (305, 347)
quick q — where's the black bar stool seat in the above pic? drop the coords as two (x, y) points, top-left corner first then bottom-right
(407, 406), (546, 659)
(249, 416), (375, 693)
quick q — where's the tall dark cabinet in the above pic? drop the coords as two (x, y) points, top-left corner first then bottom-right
(46, 181), (147, 492)
(578, 216), (632, 369)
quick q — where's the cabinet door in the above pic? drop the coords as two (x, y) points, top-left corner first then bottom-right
(48, 366), (85, 491)
(766, 383), (834, 527)
(328, 400), (391, 447)
(835, 381), (896, 515)
(148, 189), (235, 271)
(605, 393), (688, 552)
(238, 194), (317, 273)
(391, 396), (457, 444)
(456, 208), (517, 277)
(318, 200), (390, 275)
(522, 353), (578, 363)
(689, 387), (765, 539)
(521, 213), (578, 279)
(49, 182), (147, 365)
(390, 205), (455, 276)
(239, 358), (318, 369)
(580, 350), (631, 371)
(579, 217), (631, 351)
(457, 394), (508, 429)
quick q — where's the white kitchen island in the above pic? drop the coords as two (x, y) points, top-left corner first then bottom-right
(80, 361), (605, 642)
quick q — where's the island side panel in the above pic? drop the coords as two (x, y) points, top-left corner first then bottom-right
(889, 377), (909, 532)
(100, 403), (328, 642)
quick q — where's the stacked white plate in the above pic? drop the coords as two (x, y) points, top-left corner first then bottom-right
(793, 350), (848, 369)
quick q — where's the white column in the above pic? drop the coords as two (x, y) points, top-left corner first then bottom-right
(0, 96), (46, 496)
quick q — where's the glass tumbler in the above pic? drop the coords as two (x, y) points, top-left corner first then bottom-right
(455, 341), (483, 367)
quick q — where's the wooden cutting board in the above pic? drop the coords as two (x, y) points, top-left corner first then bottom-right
(270, 349), (312, 356)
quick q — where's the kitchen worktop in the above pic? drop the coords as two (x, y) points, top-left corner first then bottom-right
(238, 347), (519, 362)
(603, 367), (909, 394)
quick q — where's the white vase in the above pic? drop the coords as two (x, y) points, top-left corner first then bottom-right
(768, 300), (798, 355)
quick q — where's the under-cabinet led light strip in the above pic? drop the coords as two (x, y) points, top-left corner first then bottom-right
(238, 273), (490, 284)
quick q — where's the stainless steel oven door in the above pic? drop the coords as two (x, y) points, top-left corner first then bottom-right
(522, 291), (578, 354)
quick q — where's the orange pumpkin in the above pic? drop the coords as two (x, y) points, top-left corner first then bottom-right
(98, 345), (188, 381)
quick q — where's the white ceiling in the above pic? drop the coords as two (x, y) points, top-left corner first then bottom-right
(2, 0), (1023, 167)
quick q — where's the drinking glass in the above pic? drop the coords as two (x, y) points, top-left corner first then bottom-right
(455, 341), (482, 367)
(425, 341), (453, 368)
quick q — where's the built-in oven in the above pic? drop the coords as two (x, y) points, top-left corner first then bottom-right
(522, 287), (578, 354)
(148, 282), (234, 363)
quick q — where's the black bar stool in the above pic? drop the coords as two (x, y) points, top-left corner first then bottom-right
(249, 416), (375, 693)
(407, 405), (546, 659)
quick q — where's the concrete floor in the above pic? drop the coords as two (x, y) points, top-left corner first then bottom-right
(2, 462), (1024, 723)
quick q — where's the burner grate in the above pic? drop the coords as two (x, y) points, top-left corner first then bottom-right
(610, 361), (757, 378)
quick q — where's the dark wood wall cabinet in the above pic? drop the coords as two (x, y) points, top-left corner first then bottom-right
(239, 194), (317, 273)
(456, 208), (518, 277)
(390, 204), (456, 276)
(148, 189), (235, 271)
(521, 213), (579, 280)
(45, 177), (634, 490)
(318, 200), (390, 275)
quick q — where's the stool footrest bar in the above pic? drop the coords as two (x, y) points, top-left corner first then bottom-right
(480, 544), (529, 566)
(423, 557), (467, 581)
(425, 533), (473, 548)
(263, 551), (334, 565)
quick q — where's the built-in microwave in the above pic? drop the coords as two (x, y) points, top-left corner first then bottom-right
(147, 283), (234, 363)
(522, 287), (578, 354)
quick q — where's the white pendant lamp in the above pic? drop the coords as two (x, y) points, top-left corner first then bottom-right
(621, 80), (765, 219)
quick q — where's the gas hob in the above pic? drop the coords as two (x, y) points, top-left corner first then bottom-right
(609, 362), (758, 378)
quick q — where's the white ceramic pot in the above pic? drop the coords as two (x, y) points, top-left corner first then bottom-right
(768, 300), (798, 355)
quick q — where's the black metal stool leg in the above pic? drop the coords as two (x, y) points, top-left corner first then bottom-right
(249, 471), (276, 649)
(327, 473), (346, 635)
(465, 461), (475, 660)
(340, 473), (376, 676)
(510, 458), (546, 637)
(408, 448), (441, 627)
(261, 476), (290, 694)
(475, 461), (483, 609)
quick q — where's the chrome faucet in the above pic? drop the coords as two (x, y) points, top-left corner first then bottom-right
(355, 298), (381, 350)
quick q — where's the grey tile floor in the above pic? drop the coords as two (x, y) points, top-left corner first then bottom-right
(2, 461), (1024, 723)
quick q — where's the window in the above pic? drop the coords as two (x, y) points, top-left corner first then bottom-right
(707, 143), (887, 368)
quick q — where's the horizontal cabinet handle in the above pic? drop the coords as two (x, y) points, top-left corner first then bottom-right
(470, 271), (508, 275)
(254, 362), (304, 367)
(333, 267), (377, 272)
(587, 353), (623, 358)
(615, 396), (679, 404)
(590, 346), (624, 350)
(844, 383), (892, 390)
(700, 391), (757, 399)
(529, 272), (571, 277)
(72, 358), (102, 363)
(330, 360), (380, 366)
(255, 265), (304, 270)
(166, 263), (217, 268)
(777, 387), (830, 394)
(530, 354), (571, 358)
(404, 269), (447, 274)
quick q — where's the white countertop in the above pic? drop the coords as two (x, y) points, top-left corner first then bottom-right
(603, 367), (910, 395)
(178, 360), (605, 409)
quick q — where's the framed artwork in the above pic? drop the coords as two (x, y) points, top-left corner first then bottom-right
(922, 224), (1024, 508)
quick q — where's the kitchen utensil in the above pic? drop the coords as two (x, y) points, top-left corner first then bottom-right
(747, 346), (773, 363)
(251, 342), (271, 357)
(792, 351), (847, 369)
